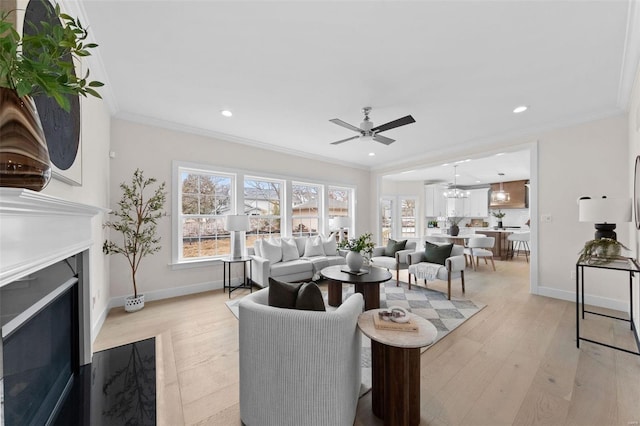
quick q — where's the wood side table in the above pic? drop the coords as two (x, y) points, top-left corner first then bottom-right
(358, 310), (438, 426)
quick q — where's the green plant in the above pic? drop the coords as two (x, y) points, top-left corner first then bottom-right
(491, 209), (506, 219)
(578, 238), (629, 265)
(103, 169), (167, 298)
(338, 232), (375, 257)
(0, 1), (103, 111)
(448, 216), (464, 226)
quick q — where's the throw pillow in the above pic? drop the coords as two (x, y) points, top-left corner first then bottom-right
(322, 233), (338, 256)
(384, 239), (408, 257)
(424, 241), (453, 265)
(303, 236), (325, 257)
(268, 278), (302, 308)
(295, 282), (326, 311)
(254, 239), (263, 258)
(281, 238), (300, 262)
(261, 239), (283, 264)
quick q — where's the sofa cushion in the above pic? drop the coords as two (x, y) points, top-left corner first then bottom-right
(295, 282), (326, 311)
(268, 278), (302, 308)
(262, 239), (283, 264)
(303, 236), (325, 257)
(322, 234), (338, 256)
(270, 259), (313, 276)
(281, 238), (300, 262)
(254, 239), (263, 257)
(293, 237), (307, 256)
(385, 239), (407, 257)
(424, 241), (453, 265)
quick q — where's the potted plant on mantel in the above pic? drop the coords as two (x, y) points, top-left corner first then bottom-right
(338, 232), (376, 272)
(103, 169), (166, 312)
(0, 2), (103, 191)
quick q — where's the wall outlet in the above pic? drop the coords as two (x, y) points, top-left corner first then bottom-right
(541, 214), (552, 223)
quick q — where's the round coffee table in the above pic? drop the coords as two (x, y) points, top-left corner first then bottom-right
(358, 310), (437, 426)
(320, 265), (392, 311)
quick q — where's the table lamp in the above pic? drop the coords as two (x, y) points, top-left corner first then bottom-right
(578, 196), (631, 240)
(225, 214), (251, 259)
(333, 216), (351, 243)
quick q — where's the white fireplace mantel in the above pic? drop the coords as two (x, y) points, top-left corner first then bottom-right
(0, 188), (107, 287)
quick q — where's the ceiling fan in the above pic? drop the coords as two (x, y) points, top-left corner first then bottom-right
(329, 107), (415, 145)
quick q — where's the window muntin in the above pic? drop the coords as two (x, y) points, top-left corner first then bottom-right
(291, 182), (322, 237)
(244, 177), (283, 246)
(380, 198), (393, 245)
(400, 198), (417, 237)
(180, 170), (234, 259)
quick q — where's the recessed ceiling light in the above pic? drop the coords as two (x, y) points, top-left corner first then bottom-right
(221, 110), (233, 117)
(442, 163), (449, 167)
(368, 152), (375, 156)
(401, 170), (416, 174)
(513, 105), (528, 114)
(476, 180), (481, 183)
(496, 152), (505, 156)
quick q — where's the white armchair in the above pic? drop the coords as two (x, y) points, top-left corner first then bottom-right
(238, 287), (364, 426)
(370, 240), (417, 284)
(407, 243), (466, 300)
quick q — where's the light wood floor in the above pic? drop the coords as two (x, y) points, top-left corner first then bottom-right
(94, 258), (640, 425)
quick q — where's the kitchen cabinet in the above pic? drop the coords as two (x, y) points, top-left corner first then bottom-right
(489, 180), (528, 209)
(465, 188), (489, 217)
(425, 185), (447, 217)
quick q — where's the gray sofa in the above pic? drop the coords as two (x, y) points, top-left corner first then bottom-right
(248, 236), (346, 287)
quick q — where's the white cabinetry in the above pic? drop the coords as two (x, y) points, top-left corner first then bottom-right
(425, 185), (447, 217)
(466, 188), (489, 217)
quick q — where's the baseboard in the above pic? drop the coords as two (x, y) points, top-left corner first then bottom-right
(536, 284), (629, 312)
(108, 279), (224, 309)
(91, 303), (109, 344)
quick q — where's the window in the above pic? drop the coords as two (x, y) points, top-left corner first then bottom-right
(400, 197), (417, 237)
(380, 198), (393, 245)
(328, 186), (352, 238)
(291, 182), (322, 237)
(179, 169), (234, 260)
(244, 177), (283, 246)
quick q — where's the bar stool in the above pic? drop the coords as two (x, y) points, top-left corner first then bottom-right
(507, 232), (530, 262)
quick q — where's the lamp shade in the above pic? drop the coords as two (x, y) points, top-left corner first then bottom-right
(333, 216), (351, 229)
(224, 214), (251, 231)
(578, 198), (631, 223)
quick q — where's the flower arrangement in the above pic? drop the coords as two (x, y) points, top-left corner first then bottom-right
(448, 216), (464, 226)
(578, 238), (629, 265)
(338, 232), (375, 257)
(491, 210), (506, 219)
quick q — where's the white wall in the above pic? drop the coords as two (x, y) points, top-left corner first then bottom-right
(628, 65), (640, 333)
(107, 119), (372, 302)
(40, 95), (112, 342)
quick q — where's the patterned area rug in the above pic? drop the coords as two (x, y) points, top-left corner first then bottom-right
(225, 280), (486, 394)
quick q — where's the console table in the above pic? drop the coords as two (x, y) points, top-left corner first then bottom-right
(575, 257), (640, 356)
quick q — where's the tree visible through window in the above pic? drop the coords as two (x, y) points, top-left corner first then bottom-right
(180, 171), (233, 259)
(244, 177), (282, 246)
(401, 198), (417, 237)
(292, 182), (321, 237)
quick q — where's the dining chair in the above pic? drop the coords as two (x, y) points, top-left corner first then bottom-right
(464, 236), (496, 271)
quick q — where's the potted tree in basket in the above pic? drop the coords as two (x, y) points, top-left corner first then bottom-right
(0, 2), (103, 190)
(103, 169), (166, 312)
(338, 232), (375, 272)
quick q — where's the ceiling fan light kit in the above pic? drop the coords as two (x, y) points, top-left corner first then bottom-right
(329, 106), (415, 145)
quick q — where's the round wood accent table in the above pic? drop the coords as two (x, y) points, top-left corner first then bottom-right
(358, 310), (437, 426)
(320, 265), (392, 310)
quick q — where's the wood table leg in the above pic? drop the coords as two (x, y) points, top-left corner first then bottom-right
(327, 280), (342, 307)
(371, 340), (386, 420)
(355, 282), (380, 310)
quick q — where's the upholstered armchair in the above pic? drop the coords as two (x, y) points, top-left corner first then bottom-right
(238, 287), (364, 426)
(407, 243), (466, 300)
(369, 240), (417, 284)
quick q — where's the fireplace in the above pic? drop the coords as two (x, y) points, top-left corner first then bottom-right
(0, 189), (104, 425)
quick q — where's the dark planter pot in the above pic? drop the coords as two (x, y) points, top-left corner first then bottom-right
(0, 88), (51, 191)
(498, 221), (503, 229)
(450, 225), (460, 236)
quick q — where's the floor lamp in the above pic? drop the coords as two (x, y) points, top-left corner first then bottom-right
(225, 215), (251, 259)
(578, 196), (631, 240)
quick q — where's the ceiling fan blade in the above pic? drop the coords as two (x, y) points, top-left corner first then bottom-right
(373, 134), (395, 145)
(329, 118), (362, 133)
(331, 135), (359, 145)
(371, 115), (416, 133)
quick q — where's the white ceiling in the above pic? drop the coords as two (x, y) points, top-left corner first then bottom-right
(79, 1), (637, 177)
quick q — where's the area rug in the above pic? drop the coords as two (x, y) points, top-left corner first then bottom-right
(225, 280), (486, 395)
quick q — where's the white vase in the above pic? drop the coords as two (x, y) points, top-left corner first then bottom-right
(346, 251), (364, 272)
(124, 294), (145, 312)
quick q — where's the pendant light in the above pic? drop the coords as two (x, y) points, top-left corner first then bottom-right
(443, 165), (469, 199)
(492, 172), (510, 203)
